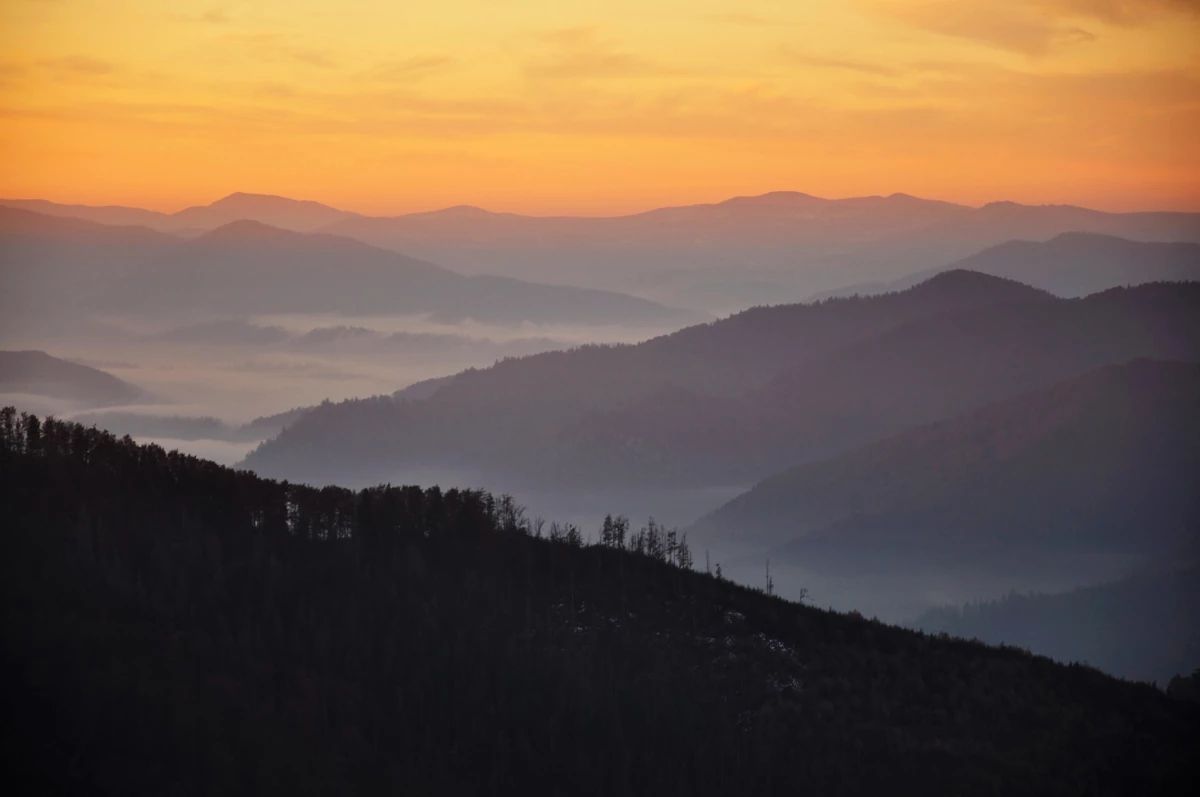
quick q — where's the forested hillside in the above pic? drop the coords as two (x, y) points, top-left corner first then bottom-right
(915, 565), (1200, 686)
(244, 275), (1200, 489)
(2, 410), (1198, 795)
(691, 359), (1200, 557)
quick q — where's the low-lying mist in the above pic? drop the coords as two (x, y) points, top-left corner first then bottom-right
(0, 310), (679, 462)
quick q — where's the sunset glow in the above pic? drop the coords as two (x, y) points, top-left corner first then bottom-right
(1, 0), (1198, 214)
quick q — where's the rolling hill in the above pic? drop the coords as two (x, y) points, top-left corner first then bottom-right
(915, 564), (1200, 686)
(0, 350), (143, 406)
(689, 360), (1200, 564)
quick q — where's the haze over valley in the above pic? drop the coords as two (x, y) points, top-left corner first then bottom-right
(4, 189), (1198, 641)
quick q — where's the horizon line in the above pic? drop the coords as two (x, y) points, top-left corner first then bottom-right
(4, 188), (1200, 220)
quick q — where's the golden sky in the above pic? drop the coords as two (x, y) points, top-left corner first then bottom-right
(1, 0), (1198, 214)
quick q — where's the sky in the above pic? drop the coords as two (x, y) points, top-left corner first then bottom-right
(0, 0), (1197, 215)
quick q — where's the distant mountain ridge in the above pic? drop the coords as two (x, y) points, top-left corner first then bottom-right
(0, 208), (701, 327)
(0, 191), (358, 233)
(810, 233), (1200, 300)
(0, 350), (143, 406)
(7, 191), (1200, 311)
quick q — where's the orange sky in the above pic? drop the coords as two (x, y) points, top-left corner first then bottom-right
(1, 1), (1198, 215)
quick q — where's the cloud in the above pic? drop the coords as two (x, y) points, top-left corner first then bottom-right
(781, 49), (898, 76)
(38, 55), (115, 76)
(284, 47), (336, 69)
(866, 2), (1097, 54)
(221, 33), (338, 69)
(1044, 0), (1200, 25)
(364, 56), (456, 82)
(865, 0), (1199, 54)
(524, 27), (665, 79)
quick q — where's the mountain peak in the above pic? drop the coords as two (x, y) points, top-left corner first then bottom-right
(198, 218), (295, 242)
(719, 191), (823, 207)
(208, 192), (336, 210)
(432, 204), (492, 216)
(166, 192), (356, 233)
(910, 268), (1054, 302)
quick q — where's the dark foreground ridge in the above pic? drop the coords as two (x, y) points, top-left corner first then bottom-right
(2, 410), (1197, 795)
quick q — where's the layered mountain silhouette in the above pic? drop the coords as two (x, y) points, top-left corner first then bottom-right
(242, 274), (1200, 493)
(951, 233), (1200, 296)
(689, 360), (1200, 566)
(0, 350), (143, 406)
(168, 192), (358, 232)
(915, 563), (1200, 686)
(812, 233), (1200, 300)
(318, 192), (1200, 303)
(0, 208), (699, 326)
(0, 191), (358, 233)
(8, 191), (1200, 311)
(0, 207), (177, 321)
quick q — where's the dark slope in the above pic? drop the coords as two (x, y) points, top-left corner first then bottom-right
(915, 564), (1200, 686)
(244, 277), (1200, 490)
(3, 412), (1198, 795)
(0, 350), (143, 405)
(811, 233), (1200, 301)
(690, 360), (1200, 559)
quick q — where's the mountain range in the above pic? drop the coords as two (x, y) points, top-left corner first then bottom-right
(0, 207), (699, 328)
(0, 191), (355, 233)
(6, 191), (1200, 311)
